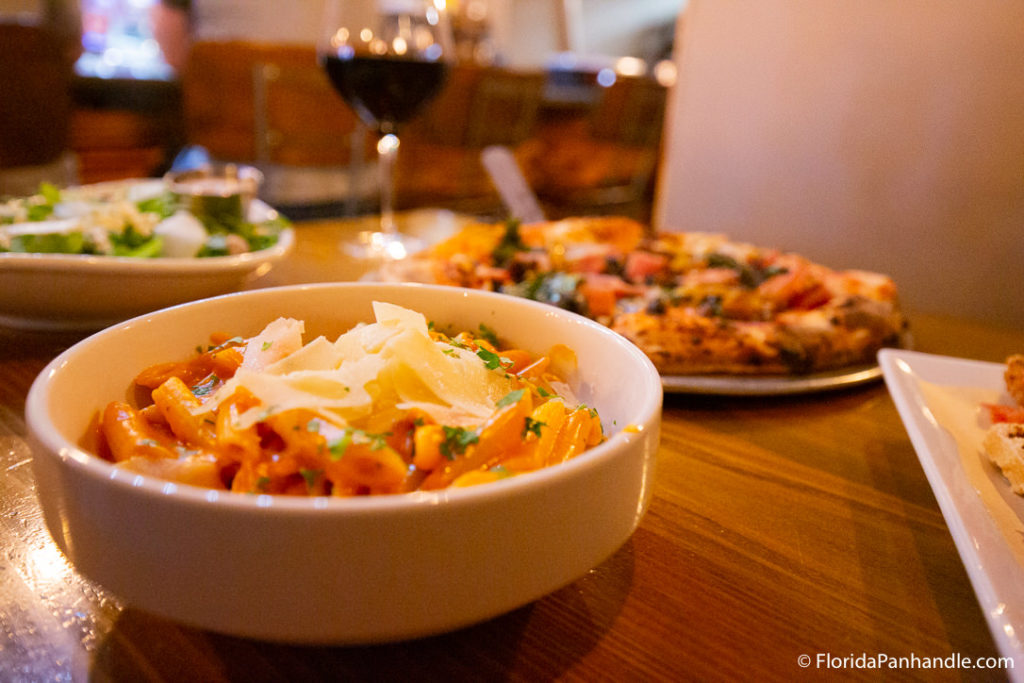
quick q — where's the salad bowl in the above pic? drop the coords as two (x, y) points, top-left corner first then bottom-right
(0, 179), (292, 329)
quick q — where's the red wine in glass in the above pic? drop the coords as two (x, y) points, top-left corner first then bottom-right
(318, 0), (454, 260)
(322, 55), (449, 135)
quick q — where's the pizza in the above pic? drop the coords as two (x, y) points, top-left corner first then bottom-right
(378, 216), (908, 376)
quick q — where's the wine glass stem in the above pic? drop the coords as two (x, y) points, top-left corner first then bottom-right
(377, 132), (399, 235)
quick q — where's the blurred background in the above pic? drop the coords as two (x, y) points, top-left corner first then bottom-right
(0, 0), (686, 222)
(6, 0), (1018, 326)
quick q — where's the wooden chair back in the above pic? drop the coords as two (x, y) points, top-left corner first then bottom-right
(252, 58), (371, 167)
(589, 75), (667, 149)
(397, 66), (545, 209)
(182, 41), (368, 167)
(0, 23), (73, 169)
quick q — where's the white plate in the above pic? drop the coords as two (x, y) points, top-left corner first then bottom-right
(880, 348), (1024, 679)
(663, 362), (882, 395)
(0, 200), (293, 331)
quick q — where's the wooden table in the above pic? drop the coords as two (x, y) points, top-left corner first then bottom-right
(2, 213), (1022, 681)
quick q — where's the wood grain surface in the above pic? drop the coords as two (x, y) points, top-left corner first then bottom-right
(2, 213), (1020, 682)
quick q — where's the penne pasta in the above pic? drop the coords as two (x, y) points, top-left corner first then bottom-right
(95, 303), (606, 496)
(151, 377), (218, 449)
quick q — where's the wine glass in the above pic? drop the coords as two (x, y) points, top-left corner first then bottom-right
(319, 0), (454, 260)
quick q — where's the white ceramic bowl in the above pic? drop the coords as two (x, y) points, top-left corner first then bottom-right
(26, 282), (661, 644)
(0, 199), (292, 331)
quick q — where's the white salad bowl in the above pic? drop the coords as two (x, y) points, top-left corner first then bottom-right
(26, 282), (662, 644)
(0, 192), (292, 331)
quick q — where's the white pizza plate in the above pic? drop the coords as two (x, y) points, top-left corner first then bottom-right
(662, 362), (883, 395)
(879, 348), (1024, 679)
(0, 199), (293, 331)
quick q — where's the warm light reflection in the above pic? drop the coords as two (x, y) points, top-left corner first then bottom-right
(378, 133), (400, 155)
(370, 38), (388, 55)
(359, 27), (374, 43)
(24, 539), (75, 593)
(433, 0), (446, 10)
(331, 27), (350, 48)
(393, 36), (408, 55)
(414, 26), (435, 51)
(653, 59), (678, 87)
(615, 56), (646, 77)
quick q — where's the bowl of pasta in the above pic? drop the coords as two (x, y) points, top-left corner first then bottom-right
(26, 282), (661, 643)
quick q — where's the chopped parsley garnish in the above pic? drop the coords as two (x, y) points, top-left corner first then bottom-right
(204, 336), (245, 353)
(327, 428), (391, 460)
(522, 417), (545, 439)
(476, 346), (512, 371)
(261, 341), (273, 351)
(366, 431), (392, 450)
(496, 389), (525, 407)
(328, 431), (353, 460)
(440, 426), (479, 459)
(256, 405), (279, 422)
(190, 374), (220, 397)
(477, 323), (500, 347)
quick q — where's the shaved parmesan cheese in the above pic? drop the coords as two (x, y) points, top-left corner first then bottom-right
(197, 303), (519, 430)
(264, 336), (340, 374)
(241, 317), (305, 371)
(373, 300), (428, 330)
(210, 356), (384, 429)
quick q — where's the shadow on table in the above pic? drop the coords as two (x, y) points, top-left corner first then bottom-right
(89, 539), (636, 681)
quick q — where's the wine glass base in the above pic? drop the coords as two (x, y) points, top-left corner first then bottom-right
(344, 230), (423, 261)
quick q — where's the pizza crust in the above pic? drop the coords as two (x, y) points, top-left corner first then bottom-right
(377, 216), (909, 376)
